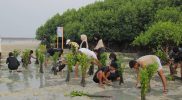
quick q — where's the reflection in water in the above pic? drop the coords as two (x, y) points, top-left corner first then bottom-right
(40, 73), (45, 88)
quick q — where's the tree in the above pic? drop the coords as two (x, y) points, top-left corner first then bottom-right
(133, 21), (182, 50)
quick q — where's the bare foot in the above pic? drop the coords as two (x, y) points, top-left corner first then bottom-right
(98, 84), (105, 89)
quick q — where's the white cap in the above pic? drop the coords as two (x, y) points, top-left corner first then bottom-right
(66, 39), (70, 45)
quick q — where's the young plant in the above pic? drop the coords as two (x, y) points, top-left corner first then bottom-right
(140, 68), (149, 100)
(140, 63), (158, 100)
(21, 49), (30, 68)
(77, 53), (91, 87)
(100, 53), (107, 66)
(65, 53), (76, 82)
(118, 63), (125, 84)
(39, 45), (47, 54)
(70, 91), (87, 97)
(38, 52), (45, 73)
(52, 52), (59, 75)
(146, 63), (158, 91)
(35, 49), (39, 64)
(13, 49), (21, 58)
(155, 49), (168, 64)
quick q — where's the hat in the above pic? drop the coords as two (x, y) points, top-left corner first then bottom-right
(110, 62), (118, 69)
(66, 39), (70, 45)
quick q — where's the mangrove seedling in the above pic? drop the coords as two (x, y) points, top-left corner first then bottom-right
(100, 53), (107, 66)
(68, 91), (112, 98)
(35, 49), (39, 64)
(52, 52), (59, 75)
(38, 52), (45, 73)
(140, 68), (149, 100)
(65, 53), (76, 82)
(39, 45), (47, 54)
(21, 49), (30, 68)
(13, 49), (21, 58)
(77, 53), (91, 87)
(146, 63), (158, 91)
(118, 63), (125, 85)
(140, 63), (158, 100)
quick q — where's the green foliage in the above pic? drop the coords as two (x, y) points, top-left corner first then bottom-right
(22, 49), (30, 67)
(70, 91), (87, 97)
(39, 45), (47, 54)
(154, 49), (168, 64)
(35, 49), (40, 59)
(77, 53), (91, 74)
(36, 0), (182, 45)
(52, 52), (59, 64)
(140, 63), (158, 100)
(66, 53), (76, 71)
(166, 74), (174, 81)
(100, 53), (107, 66)
(155, 7), (182, 23)
(13, 49), (21, 58)
(146, 63), (158, 80)
(140, 68), (149, 99)
(38, 52), (45, 65)
(133, 21), (182, 49)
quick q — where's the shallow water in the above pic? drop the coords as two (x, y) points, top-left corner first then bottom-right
(0, 54), (182, 100)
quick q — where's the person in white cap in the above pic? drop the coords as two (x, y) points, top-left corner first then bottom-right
(66, 39), (79, 53)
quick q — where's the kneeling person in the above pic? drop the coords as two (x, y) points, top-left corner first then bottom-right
(93, 62), (120, 86)
(6, 52), (20, 72)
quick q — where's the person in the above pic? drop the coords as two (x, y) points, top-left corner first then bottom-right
(51, 49), (66, 74)
(93, 33), (105, 60)
(129, 55), (167, 93)
(29, 50), (36, 64)
(80, 34), (89, 49)
(93, 62), (120, 87)
(109, 52), (117, 65)
(66, 39), (79, 53)
(169, 47), (182, 78)
(74, 48), (102, 78)
(6, 52), (20, 72)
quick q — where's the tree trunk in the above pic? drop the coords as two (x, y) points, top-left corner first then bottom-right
(53, 63), (57, 75)
(88, 65), (94, 75)
(81, 72), (86, 87)
(169, 63), (174, 75)
(35, 59), (39, 64)
(141, 93), (146, 100)
(148, 80), (151, 92)
(119, 73), (124, 85)
(141, 89), (146, 100)
(40, 63), (44, 73)
(66, 70), (70, 82)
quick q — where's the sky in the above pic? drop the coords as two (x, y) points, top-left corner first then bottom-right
(0, 0), (99, 38)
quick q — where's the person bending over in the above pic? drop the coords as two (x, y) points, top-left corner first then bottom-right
(129, 55), (167, 93)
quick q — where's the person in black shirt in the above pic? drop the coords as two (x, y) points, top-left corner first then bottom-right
(93, 62), (120, 86)
(6, 52), (20, 72)
(169, 47), (182, 79)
